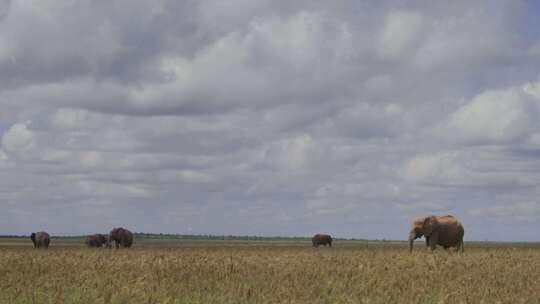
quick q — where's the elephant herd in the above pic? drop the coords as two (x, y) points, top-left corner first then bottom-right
(30, 227), (133, 249)
(29, 215), (465, 252)
(313, 214), (464, 252)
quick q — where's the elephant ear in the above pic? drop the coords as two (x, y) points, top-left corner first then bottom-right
(423, 216), (438, 237)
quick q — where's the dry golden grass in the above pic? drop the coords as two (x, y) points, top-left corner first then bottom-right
(1, 244), (539, 303)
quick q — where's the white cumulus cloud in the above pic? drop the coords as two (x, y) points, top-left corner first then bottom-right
(1, 122), (36, 155)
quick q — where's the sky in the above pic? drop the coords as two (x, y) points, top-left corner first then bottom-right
(1, 0), (540, 241)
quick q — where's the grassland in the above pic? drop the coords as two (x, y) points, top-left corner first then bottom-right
(1, 237), (539, 303)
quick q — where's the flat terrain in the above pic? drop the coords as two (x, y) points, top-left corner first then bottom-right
(1, 237), (539, 303)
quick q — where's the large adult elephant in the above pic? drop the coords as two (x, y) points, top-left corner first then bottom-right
(30, 231), (50, 249)
(109, 227), (133, 248)
(85, 234), (109, 248)
(409, 215), (464, 252)
(312, 234), (333, 247)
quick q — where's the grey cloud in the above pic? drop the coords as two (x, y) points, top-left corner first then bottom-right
(0, 1), (539, 240)
(435, 82), (540, 145)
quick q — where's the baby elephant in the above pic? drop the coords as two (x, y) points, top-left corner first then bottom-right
(85, 234), (110, 248)
(312, 234), (333, 247)
(409, 215), (464, 252)
(30, 231), (50, 249)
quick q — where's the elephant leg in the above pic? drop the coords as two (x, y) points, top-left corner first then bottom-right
(456, 240), (464, 253)
(427, 234), (437, 252)
(425, 237), (430, 247)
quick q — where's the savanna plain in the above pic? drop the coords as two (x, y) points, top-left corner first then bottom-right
(1, 237), (539, 304)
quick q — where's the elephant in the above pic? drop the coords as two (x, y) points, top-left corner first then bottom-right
(85, 234), (109, 248)
(312, 234), (333, 247)
(30, 231), (50, 249)
(109, 227), (133, 248)
(409, 215), (464, 252)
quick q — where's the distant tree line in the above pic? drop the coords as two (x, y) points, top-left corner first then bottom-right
(0, 233), (368, 242)
(133, 233), (313, 241)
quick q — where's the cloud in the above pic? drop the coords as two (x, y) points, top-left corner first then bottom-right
(0, 1), (539, 240)
(468, 201), (540, 222)
(259, 134), (314, 170)
(439, 81), (540, 145)
(332, 103), (403, 139)
(1, 122), (35, 155)
(400, 152), (464, 184)
(411, 1), (523, 72)
(377, 10), (422, 60)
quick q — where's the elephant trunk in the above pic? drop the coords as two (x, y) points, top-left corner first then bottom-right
(30, 233), (36, 248)
(408, 232), (416, 252)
